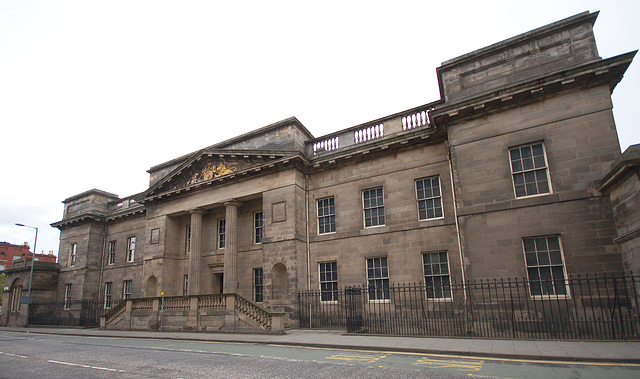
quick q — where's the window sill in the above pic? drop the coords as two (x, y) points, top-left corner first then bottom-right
(425, 297), (453, 302)
(530, 294), (571, 300)
(514, 191), (553, 200)
(418, 216), (445, 222)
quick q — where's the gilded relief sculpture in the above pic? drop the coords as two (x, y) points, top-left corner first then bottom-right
(186, 161), (237, 186)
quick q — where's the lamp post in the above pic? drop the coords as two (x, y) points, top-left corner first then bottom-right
(15, 223), (38, 327)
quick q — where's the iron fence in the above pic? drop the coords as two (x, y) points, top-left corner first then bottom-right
(29, 298), (115, 327)
(298, 273), (640, 340)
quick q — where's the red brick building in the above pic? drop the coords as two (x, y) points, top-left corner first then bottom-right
(0, 241), (57, 271)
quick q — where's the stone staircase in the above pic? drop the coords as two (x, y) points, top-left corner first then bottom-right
(101, 293), (284, 334)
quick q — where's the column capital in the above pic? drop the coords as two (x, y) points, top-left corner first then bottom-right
(222, 199), (242, 207)
(189, 208), (206, 215)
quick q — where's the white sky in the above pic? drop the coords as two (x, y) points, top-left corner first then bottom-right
(1, 1), (638, 257)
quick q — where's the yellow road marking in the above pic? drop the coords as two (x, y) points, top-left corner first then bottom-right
(413, 357), (483, 372)
(326, 353), (388, 363)
(265, 344), (640, 368)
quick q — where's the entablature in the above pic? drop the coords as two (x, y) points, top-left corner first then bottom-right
(51, 212), (105, 230)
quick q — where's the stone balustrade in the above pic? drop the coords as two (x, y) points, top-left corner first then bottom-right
(109, 198), (140, 212)
(307, 105), (434, 156)
(101, 293), (284, 334)
(235, 295), (271, 329)
(198, 295), (226, 310)
(131, 298), (153, 311)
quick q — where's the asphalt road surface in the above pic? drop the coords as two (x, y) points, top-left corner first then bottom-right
(0, 330), (638, 378)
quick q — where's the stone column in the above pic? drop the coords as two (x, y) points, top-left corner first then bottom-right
(187, 209), (204, 295)
(223, 200), (241, 293)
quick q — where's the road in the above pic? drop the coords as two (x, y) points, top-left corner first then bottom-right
(0, 330), (638, 378)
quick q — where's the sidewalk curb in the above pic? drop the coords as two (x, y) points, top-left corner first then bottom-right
(3, 327), (640, 365)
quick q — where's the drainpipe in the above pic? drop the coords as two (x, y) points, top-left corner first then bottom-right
(446, 141), (467, 302)
(98, 224), (108, 304)
(305, 174), (311, 291)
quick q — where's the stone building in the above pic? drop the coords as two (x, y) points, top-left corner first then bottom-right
(1, 259), (59, 327)
(4, 11), (636, 328)
(598, 144), (640, 275)
(0, 242), (29, 272)
(0, 242), (56, 272)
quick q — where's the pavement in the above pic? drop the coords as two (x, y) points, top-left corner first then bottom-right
(2, 326), (640, 364)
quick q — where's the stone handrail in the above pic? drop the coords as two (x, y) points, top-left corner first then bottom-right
(234, 294), (272, 329)
(103, 300), (127, 325)
(307, 105), (434, 156)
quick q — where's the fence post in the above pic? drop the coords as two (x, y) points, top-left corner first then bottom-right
(614, 277), (626, 339)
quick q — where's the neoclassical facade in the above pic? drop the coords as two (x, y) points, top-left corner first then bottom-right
(4, 12), (636, 327)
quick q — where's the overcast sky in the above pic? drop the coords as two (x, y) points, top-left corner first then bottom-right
(1, 1), (638, 257)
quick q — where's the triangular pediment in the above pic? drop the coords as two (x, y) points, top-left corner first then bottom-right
(140, 149), (301, 201)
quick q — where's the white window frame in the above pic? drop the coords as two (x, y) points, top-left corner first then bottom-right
(254, 211), (264, 244)
(104, 282), (113, 309)
(317, 197), (336, 235)
(107, 240), (116, 265)
(253, 268), (264, 303)
(185, 224), (191, 255)
(123, 280), (132, 300)
(183, 275), (188, 296)
(319, 261), (338, 303)
(423, 252), (452, 301)
(523, 235), (570, 298)
(126, 236), (136, 262)
(416, 176), (444, 221)
(362, 187), (385, 228)
(366, 257), (390, 302)
(68, 243), (76, 267)
(218, 219), (226, 249)
(509, 142), (552, 198)
(64, 283), (72, 310)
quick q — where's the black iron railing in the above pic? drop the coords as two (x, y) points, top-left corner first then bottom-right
(298, 273), (640, 340)
(29, 298), (114, 327)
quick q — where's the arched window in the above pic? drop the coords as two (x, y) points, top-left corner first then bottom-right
(10, 279), (23, 313)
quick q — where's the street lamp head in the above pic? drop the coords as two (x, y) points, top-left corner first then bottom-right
(15, 223), (37, 230)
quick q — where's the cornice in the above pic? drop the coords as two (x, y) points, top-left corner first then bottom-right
(305, 126), (446, 173)
(597, 144), (640, 192)
(431, 51), (636, 128)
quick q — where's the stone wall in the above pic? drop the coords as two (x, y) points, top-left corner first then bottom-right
(438, 12), (599, 103)
(449, 85), (623, 278)
(308, 142), (462, 287)
(598, 145), (640, 274)
(0, 260), (59, 327)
